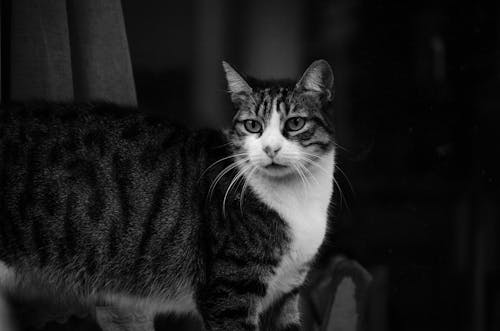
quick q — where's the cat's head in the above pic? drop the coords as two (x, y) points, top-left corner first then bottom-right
(223, 60), (335, 179)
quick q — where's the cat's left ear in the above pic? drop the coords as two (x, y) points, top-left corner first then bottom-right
(296, 60), (334, 101)
(222, 61), (252, 96)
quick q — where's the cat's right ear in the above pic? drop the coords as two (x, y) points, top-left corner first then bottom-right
(296, 59), (334, 101)
(222, 61), (252, 98)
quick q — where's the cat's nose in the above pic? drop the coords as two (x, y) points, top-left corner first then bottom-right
(263, 145), (281, 158)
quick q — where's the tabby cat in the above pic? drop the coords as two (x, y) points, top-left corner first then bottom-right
(0, 60), (336, 331)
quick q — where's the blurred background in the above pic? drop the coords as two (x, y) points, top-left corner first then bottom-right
(1, 0), (500, 330)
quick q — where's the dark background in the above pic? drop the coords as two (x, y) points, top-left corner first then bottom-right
(2, 0), (499, 330)
(123, 0), (500, 330)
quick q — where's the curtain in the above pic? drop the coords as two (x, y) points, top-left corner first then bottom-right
(2, 0), (137, 106)
(1, 0), (137, 329)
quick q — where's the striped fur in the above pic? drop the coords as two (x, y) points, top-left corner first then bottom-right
(0, 60), (336, 331)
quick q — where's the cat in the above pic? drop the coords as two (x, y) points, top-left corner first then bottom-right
(0, 59), (336, 331)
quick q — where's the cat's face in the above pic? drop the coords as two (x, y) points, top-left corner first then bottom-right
(224, 60), (335, 179)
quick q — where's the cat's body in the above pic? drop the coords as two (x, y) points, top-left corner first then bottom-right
(0, 60), (336, 330)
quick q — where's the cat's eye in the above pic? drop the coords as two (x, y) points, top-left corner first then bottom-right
(244, 120), (262, 133)
(285, 117), (306, 131)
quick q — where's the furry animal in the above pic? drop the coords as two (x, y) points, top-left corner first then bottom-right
(0, 60), (336, 331)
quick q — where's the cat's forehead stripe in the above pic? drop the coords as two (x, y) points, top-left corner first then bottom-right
(265, 95), (272, 119)
(257, 101), (265, 117)
(252, 86), (319, 120)
(279, 102), (286, 114)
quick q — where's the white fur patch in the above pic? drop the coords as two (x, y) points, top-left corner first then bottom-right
(247, 151), (335, 310)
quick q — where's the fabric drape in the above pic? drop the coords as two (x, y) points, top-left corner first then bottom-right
(3, 0), (137, 106)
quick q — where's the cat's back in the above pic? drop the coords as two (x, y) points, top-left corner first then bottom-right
(0, 103), (210, 269)
(0, 102), (181, 158)
(0, 103), (186, 210)
(0, 102), (197, 178)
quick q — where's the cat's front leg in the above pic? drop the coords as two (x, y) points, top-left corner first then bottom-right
(273, 289), (301, 331)
(197, 281), (264, 331)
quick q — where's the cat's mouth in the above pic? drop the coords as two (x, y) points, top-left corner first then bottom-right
(264, 162), (287, 170)
(260, 162), (295, 178)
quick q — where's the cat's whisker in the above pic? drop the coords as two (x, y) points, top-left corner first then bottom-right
(332, 141), (350, 152)
(208, 158), (249, 201)
(208, 162), (240, 199)
(299, 155), (331, 177)
(291, 163), (308, 197)
(298, 156), (331, 178)
(297, 162), (317, 194)
(209, 162), (245, 200)
(222, 164), (251, 218)
(297, 151), (322, 160)
(298, 162), (320, 186)
(300, 151), (354, 196)
(298, 156), (349, 211)
(200, 152), (248, 182)
(333, 176), (349, 211)
(301, 151), (354, 194)
(297, 164), (313, 198)
(335, 164), (355, 195)
(272, 153), (321, 192)
(239, 166), (257, 214)
(213, 141), (235, 149)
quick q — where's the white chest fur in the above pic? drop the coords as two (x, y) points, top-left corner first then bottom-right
(247, 151), (335, 309)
